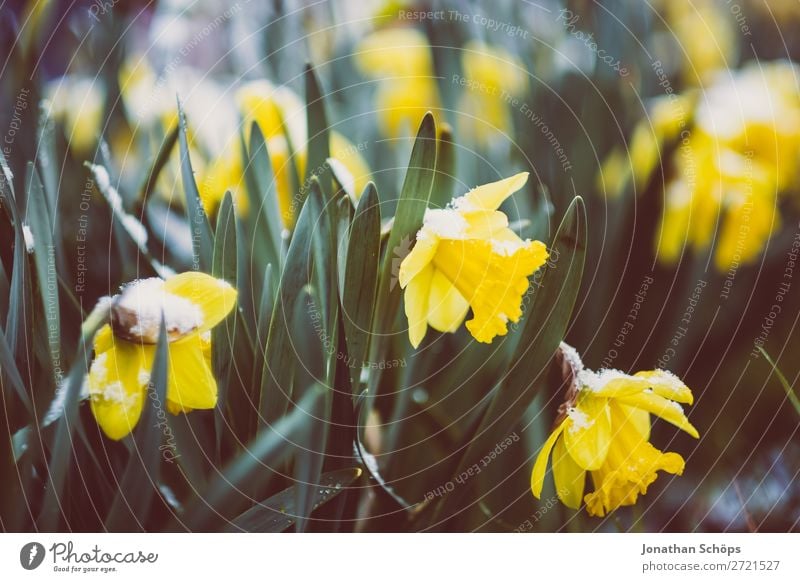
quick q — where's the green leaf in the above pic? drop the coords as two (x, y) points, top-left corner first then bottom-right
(243, 124), (282, 273)
(183, 387), (324, 530)
(432, 196), (587, 527)
(292, 380), (331, 533)
(373, 113), (437, 344)
(225, 468), (361, 532)
(25, 163), (60, 380)
(212, 191), (238, 455)
(177, 99), (214, 272)
(105, 319), (169, 531)
(342, 183), (380, 389)
(430, 123), (456, 209)
(303, 64), (331, 206)
(139, 122), (179, 203)
(0, 326), (33, 420)
(259, 184), (321, 425)
(759, 347), (800, 417)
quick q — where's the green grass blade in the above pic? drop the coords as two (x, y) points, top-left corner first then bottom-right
(758, 347), (800, 417)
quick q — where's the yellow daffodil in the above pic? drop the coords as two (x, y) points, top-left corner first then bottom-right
(45, 76), (105, 156)
(655, 61), (800, 271)
(227, 80), (372, 227)
(87, 272), (237, 440)
(355, 27), (441, 138)
(399, 172), (548, 346)
(531, 344), (699, 517)
(458, 41), (526, 147)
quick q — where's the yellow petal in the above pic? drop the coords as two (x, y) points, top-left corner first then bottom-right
(462, 172), (528, 211)
(552, 436), (586, 509)
(616, 391), (699, 438)
(93, 324), (114, 354)
(563, 396), (612, 471)
(426, 269), (469, 333)
(404, 264), (434, 348)
(163, 272), (238, 334)
(88, 339), (153, 440)
(633, 370), (694, 404)
(531, 422), (567, 499)
(399, 235), (438, 289)
(166, 334), (217, 412)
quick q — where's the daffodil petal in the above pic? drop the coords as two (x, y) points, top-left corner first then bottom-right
(553, 436), (586, 509)
(399, 235), (438, 288)
(404, 263), (434, 348)
(163, 272), (238, 335)
(166, 334), (218, 412)
(93, 323), (114, 354)
(634, 370), (694, 404)
(427, 269), (469, 333)
(531, 422), (567, 499)
(462, 172), (528, 211)
(88, 339), (153, 440)
(563, 396), (612, 471)
(616, 390), (699, 438)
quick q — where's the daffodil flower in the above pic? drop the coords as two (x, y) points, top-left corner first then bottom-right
(531, 344), (699, 517)
(355, 27), (441, 138)
(87, 272), (237, 440)
(399, 172), (548, 347)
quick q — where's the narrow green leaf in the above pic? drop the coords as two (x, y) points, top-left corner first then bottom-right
(226, 468), (361, 532)
(139, 122), (179, 203)
(342, 184), (380, 390)
(260, 184), (321, 425)
(177, 100), (213, 272)
(242, 125), (281, 273)
(25, 163), (60, 382)
(373, 113), (437, 342)
(430, 123), (456, 209)
(759, 347), (800, 417)
(0, 326), (33, 420)
(105, 319), (169, 531)
(303, 64), (331, 206)
(292, 380), (331, 533)
(212, 191), (238, 456)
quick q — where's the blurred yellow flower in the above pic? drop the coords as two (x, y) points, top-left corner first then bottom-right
(656, 62), (800, 271)
(531, 346), (698, 517)
(399, 172), (548, 347)
(198, 80), (371, 228)
(355, 27), (441, 138)
(45, 76), (105, 156)
(458, 40), (526, 147)
(88, 272), (237, 440)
